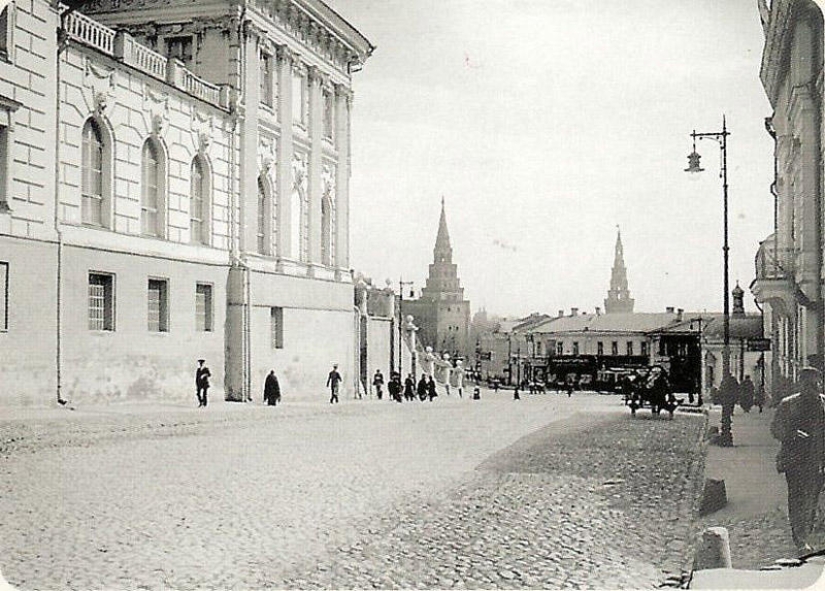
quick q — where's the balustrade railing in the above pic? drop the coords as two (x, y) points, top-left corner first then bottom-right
(63, 9), (115, 54)
(180, 69), (222, 106)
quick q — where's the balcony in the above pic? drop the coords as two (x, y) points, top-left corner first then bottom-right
(751, 234), (799, 308)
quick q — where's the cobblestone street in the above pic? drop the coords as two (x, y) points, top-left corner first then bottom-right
(0, 393), (705, 589)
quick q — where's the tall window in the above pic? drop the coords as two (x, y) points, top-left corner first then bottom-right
(271, 306), (283, 349)
(260, 53), (273, 107)
(88, 273), (114, 331)
(190, 157), (208, 244)
(611, 341), (619, 356)
(81, 119), (104, 226)
(141, 139), (163, 237)
(0, 261), (8, 331)
(597, 341), (604, 356)
(147, 278), (168, 332)
(257, 175), (268, 255)
(572, 342), (579, 356)
(641, 342), (649, 357)
(196, 283), (213, 332)
(292, 69), (307, 128)
(0, 125), (9, 209)
(165, 36), (193, 68)
(556, 342), (563, 356)
(626, 341), (634, 356)
(323, 89), (334, 139)
(0, 6), (10, 60)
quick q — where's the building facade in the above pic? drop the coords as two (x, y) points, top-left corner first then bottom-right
(402, 199), (471, 359)
(752, 0), (825, 395)
(0, 0), (372, 406)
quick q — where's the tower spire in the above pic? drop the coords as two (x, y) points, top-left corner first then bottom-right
(434, 197), (452, 262)
(604, 227), (634, 314)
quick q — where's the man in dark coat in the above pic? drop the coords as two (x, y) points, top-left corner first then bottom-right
(771, 367), (825, 551)
(195, 359), (211, 408)
(404, 374), (415, 401)
(427, 375), (438, 401)
(264, 370), (281, 406)
(740, 375), (755, 412)
(326, 363), (342, 404)
(417, 375), (428, 401)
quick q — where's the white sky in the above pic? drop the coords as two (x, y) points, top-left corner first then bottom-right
(327, 0), (774, 318)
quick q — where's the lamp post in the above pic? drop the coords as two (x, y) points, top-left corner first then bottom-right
(686, 116), (732, 446)
(398, 278), (414, 377)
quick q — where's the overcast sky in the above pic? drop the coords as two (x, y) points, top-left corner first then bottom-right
(327, 0), (774, 319)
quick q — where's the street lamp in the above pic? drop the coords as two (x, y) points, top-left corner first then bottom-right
(686, 116), (732, 446)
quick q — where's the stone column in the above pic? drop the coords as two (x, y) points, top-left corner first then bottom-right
(275, 44), (294, 264)
(334, 84), (351, 271)
(307, 66), (323, 270)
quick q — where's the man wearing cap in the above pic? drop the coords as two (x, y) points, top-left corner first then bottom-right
(326, 363), (342, 404)
(771, 367), (825, 550)
(195, 359), (211, 408)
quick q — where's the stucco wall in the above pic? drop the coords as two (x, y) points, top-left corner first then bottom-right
(0, 236), (58, 406)
(59, 245), (229, 404)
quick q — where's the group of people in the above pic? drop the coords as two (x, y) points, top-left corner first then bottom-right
(373, 369), (443, 402)
(711, 374), (767, 413)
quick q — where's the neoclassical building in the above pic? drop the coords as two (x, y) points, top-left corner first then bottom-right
(751, 0), (824, 391)
(0, 0), (372, 406)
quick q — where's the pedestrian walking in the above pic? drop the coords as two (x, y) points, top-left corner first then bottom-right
(372, 369), (384, 400)
(264, 369), (281, 406)
(455, 361), (465, 398)
(771, 367), (825, 551)
(417, 375), (428, 401)
(404, 373), (415, 401)
(326, 363), (342, 404)
(427, 375), (438, 401)
(195, 359), (211, 408)
(513, 386), (520, 400)
(473, 385), (481, 400)
(755, 382), (767, 413)
(389, 372), (402, 403)
(740, 375), (755, 413)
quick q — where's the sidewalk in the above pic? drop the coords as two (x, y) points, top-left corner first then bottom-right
(691, 404), (825, 589)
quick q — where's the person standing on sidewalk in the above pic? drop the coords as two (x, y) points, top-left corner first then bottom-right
(195, 359), (211, 408)
(326, 363), (342, 404)
(771, 367), (825, 551)
(264, 370), (281, 406)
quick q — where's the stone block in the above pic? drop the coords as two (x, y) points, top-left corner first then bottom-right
(699, 478), (727, 516)
(694, 526), (732, 570)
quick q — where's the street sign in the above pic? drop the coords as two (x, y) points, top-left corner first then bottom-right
(746, 338), (771, 352)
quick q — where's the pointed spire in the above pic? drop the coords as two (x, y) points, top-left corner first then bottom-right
(605, 226), (634, 314)
(434, 197), (452, 262)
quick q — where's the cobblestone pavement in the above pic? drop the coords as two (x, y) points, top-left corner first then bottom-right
(0, 393), (705, 590)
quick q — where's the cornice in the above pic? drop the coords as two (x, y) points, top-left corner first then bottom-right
(760, 0), (794, 108)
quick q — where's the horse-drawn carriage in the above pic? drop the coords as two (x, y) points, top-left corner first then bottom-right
(622, 366), (681, 418)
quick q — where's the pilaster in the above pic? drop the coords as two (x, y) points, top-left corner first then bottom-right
(240, 21), (263, 255)
(307, 66), (324, 269)
(334, 84), (351, 269)
(275, 43), (294, 262)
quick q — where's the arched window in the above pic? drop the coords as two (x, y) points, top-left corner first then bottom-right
(190, 156), (210, 244)
(141, 139), (165, 237)
(81, 119), (104, 226)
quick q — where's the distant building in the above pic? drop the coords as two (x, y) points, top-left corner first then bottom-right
(402, 199), (471, 359)
(604, 229), (634, 314)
